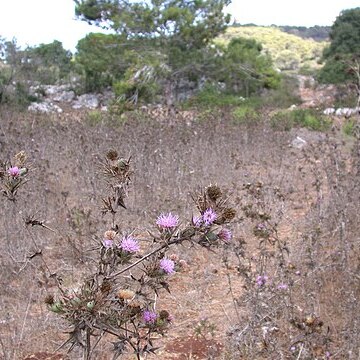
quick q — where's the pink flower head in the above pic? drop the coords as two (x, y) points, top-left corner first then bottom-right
(256, 275), (268, 287)
(8, 166), (20, 177)
(156, 212), (179, 229)
(143, 310), (157, 324)
(202, 208), (217, 226)
(102, 238), (113, 248)
(159, 258), (175, 275)
(119, 235), (140, 253)
(218, 228), (232, 242)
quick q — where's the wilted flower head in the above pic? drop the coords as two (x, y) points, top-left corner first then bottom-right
(277, 283), (288, 290)
(218, 228), (232, 242)
(192, 215), (203, 227)
(159, 258), (175, 274)
(256, 275), (268, 287)
(118, 289), (135, 300)
(103, 230), (117, 248)
(119, 235), (140, 253)
(104, 230), (117, 240)
(256, 223), (267, 230)
(103, 238), (113, 248)
(156, 212), (179, 229)
(202, 208), (217, 226)
(143, 310), (157, 324)
(8, 166), (19, 177)
(159, 310), (173, 323)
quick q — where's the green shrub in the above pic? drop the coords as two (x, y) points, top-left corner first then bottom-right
(343, 120), (356, 136)
(86, 110), (104, 126)
(232, 105), (260, 124)
(271, 108), (330, 131)
(185, 85), (246, 108)
(262, 75), (302, 108)
(270, 110), (295, 131)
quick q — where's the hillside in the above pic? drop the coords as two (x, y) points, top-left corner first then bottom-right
(217, 25), (328, 71)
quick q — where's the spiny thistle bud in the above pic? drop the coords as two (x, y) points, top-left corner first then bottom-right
(86, 301), (95, 310)
(206, 185), (222, 201)
(50, 301), (63, 313)
(106, 150), (119, 161)
(117, 159), (128, 170)
(205, 231), (218, 242)
(19, 167), (28, 176)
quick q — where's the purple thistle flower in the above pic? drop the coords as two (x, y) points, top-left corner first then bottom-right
(8, 166), (19, 177)
(156, 212), (179, 229)
(159, 258), (175, 275)
(202, 208), (217, 226)
(256, 275), (268, 287)
(102, 238), (113, 248)
(218, 228), (232, 242)
(143, 310), (157, 324)
(119, 235), (140, 253)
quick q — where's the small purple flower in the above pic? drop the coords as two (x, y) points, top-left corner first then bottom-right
(159, 258), (175, 274)
(156, 212), (179, 229)
(277, 283), (288, 290)
(202, 208), (217, 226)
(143, 310), (157, 324)
(102, 238), (113, 248)
(119, 235), (140, 253)
(218, 228), (232, 242)
(256, 275), (268, 287)
(8, 166), (20, 177)
(256, 223), (267, 230)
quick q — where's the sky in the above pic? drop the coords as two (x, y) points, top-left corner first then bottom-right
(0, 0), (359, 52)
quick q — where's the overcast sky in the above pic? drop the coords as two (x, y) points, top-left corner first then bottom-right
(0, 0), (359, 52)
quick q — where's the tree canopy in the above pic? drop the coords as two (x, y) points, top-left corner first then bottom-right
(74, 0), (232, 104)
(74, 0), (231, 49)
(318, 7), (360, 84)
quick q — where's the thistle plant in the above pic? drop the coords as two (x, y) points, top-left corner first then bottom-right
(0, 151), (29, 201)
(46, 150), (236, 359)
(225, 180), (333, 359)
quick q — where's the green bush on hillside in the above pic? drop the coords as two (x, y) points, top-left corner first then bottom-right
(271, 108), (330, 131)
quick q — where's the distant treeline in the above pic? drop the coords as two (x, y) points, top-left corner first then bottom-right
(233, 23), (331, 42)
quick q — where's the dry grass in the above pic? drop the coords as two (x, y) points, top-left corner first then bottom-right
(0, 106), (358, 359)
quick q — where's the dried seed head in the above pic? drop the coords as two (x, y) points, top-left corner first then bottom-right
(104, 230), (117, 240)
(169, 253), (179, 261)
(44, 294), (54, 305)
(206, 185), (222, 201)
(305, 315), (316, 326)
(159, 310), (170, 320)
(222, 208), (236, 222)
(106, 150), (119, 161)
(14, 151), (27, 167)
(118, 289), (135, 300)
(100, 281), (112, 294)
